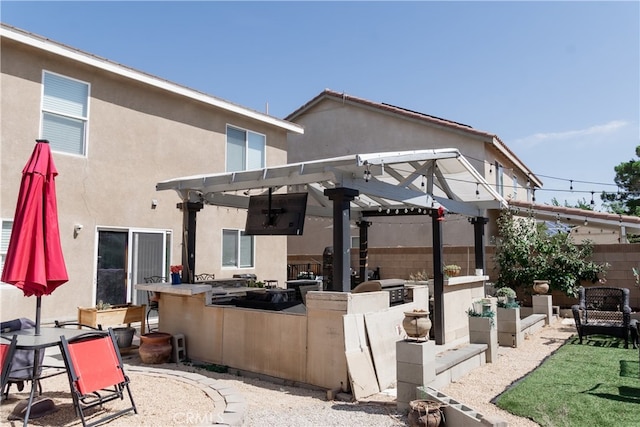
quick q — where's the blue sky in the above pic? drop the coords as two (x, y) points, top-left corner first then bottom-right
(2, 1), (638, 209)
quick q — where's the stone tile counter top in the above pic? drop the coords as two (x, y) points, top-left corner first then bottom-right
(135, 283), (213, 296)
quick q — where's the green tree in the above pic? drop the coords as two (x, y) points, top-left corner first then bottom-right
(492, 209), (608, 297)
(602, 145), (640, 216)
(551, 197), (593, 210)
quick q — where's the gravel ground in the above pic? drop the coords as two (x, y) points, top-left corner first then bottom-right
(441, 318), (576, 427)
(1, 319), (575, 426)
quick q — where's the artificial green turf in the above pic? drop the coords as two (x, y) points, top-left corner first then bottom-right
(494, 335), (640, 427)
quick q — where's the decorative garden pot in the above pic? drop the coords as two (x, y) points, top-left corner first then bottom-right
(112, 326), (135, 349)
(139, 332), (172, 364)
(532, 280), (550, 294)
(402, 311), (432, 341)
(408, 399), (445, 427)
(171, 273), (181, 285)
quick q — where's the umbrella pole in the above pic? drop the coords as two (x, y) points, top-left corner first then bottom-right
(35, 296), (41, 335)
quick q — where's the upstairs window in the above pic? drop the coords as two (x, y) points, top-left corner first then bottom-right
(226, 125), (265, 172)
(41, 71), (90, 156)
(495, 162), (504, 197)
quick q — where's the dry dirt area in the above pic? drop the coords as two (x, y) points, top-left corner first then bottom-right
(0, 319), (575, 426)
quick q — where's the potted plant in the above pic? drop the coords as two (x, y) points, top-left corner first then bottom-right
(466, 303), (495, 327)
(170, 265), (183, 285)
(495, 286), (517, 306)
(443, 264), (461, 278)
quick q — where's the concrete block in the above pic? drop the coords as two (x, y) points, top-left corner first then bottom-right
(397, 360), (436, 384)
(533, 295), (553, 325)
(396, 340), (435, 364)
(396, 380), (419, 406)
(498, 331), (523, 347)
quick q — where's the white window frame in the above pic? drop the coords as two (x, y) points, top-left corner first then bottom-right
(41, 70), (90, 157)
(221, 229), (254, 269)
(1, 220), (13, 287)
(512, 175), (518, 199)
(225, 124), (266, 172)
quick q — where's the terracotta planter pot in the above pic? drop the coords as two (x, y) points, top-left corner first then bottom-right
(139, 332), (172, 364)
(533, 280), (550, 294)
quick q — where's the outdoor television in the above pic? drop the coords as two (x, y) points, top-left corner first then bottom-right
(244, 192), (308, 236)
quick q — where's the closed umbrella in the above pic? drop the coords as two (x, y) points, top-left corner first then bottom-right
(1, 139), (68, 334)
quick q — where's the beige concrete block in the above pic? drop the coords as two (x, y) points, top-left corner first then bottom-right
(306, 291), (349, 311)
(498, 320), (520, 334)
(498, 331), (523, 347)
(468, 317), (493, 332)
(349, 291), (389, 313)
(533, 295), (553, 325)
(396, 340), (435, 364)
(396, 380), (419, 405)
(397, 361), (436, 384)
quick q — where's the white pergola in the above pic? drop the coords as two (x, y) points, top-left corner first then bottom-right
(157, 148), (507, 216)
(157, 149), (508, 344)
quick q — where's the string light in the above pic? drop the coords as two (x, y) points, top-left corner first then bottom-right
(570, 180), (573, 191)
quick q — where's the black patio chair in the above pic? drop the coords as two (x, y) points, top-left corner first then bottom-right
(143, 276), (165, 332)
(54, 320), (103, 331)
(0, 318), (52, 399)
(572, 286), (631, 348)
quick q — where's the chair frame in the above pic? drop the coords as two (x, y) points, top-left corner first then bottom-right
(143, 276), (165, 333)
(194, 273), (215, 282)
(60, 328), (137, 426)
(55, 320), (103, 331)
(1, 335), (18, 402)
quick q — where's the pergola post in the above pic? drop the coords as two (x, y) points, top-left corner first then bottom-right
(431, 210), (445, 345)
(177, 201), (203, 284)
(471, 216), (488, 274)
(324, 187), (359, 292)
(357, 219), (371, 284)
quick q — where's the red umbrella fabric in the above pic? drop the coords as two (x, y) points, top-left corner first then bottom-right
(1, 140), (68, 329)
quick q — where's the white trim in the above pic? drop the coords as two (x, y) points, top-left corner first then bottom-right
(2, 24), (304, 135)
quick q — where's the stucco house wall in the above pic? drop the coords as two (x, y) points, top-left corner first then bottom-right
(1, 25), (300, 323)
(285, 91), (532, 255)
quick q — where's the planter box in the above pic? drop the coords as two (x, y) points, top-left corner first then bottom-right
(78, 304), (146, 332)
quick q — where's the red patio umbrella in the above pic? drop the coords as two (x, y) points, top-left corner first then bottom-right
(1, 139), (68, 334)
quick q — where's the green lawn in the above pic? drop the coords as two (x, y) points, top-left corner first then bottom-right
(494, 335), (640, 427)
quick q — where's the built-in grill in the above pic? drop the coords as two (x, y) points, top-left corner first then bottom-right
(377, 279), (406, 306)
